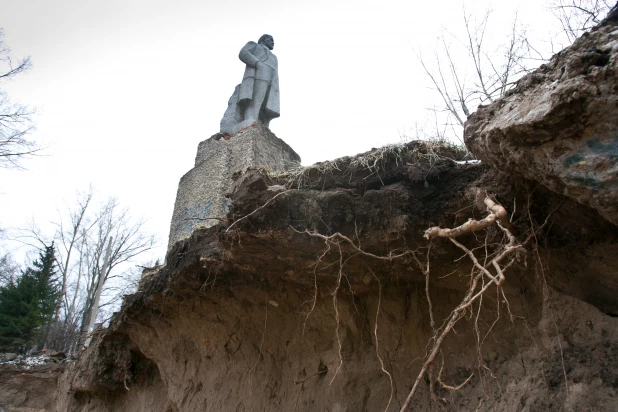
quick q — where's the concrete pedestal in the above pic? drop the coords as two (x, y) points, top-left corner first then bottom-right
(168, 123), (300, 249)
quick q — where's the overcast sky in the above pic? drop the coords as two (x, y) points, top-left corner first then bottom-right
(0, 0), (565, 264)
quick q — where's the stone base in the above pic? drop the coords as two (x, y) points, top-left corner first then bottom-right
(167, 123), (300, 250)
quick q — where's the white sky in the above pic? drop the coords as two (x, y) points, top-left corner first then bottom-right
(0, 0), (561, 264)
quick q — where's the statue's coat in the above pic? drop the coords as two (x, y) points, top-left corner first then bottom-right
(238, 41), (280, 121)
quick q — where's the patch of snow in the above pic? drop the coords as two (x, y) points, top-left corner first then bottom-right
(0, 354), (62, 370)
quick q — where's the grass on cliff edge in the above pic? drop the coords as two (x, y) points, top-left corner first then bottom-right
(270, 138), (475, 189)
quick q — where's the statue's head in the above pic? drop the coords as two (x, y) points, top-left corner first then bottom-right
(258, 34), (274, 50)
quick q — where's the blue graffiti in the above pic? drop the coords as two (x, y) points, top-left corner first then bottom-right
(563, 135), (618, 189)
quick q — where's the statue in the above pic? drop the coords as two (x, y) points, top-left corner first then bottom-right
(220, 34), (280, 135)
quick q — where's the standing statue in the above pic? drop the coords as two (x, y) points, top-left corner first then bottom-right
(220, 34), (280, 135)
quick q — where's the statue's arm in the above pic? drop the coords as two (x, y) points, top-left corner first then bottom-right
(239, 41), (260, 67)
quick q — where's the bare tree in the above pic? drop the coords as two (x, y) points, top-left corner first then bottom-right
(0, 29), (37, 168)
(417, 8), (535, 143)
(549, 0), (614, 43)
(77, 198), (155, 345)
(90, 265), (142, 326)
(417, 2), (616, 147)
(16, 190), (96, 319)
(15, 192), (156, 351)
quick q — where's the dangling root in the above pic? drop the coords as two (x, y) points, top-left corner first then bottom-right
(329, 243), (345, 385)
(291, 225), (414, 387)
(290, 192), (552, 411)
(373, 271), (394, 412)
(400, 195), (522, 412)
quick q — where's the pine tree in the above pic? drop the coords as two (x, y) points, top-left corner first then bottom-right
(0, 278), (39, 350)
(31, 244), (61, 323)
(0, 244), (60, 352)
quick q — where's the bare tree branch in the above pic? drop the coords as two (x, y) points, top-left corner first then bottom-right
(0, 29), (38, 168)
(549, 0), (613, 42)
(416, 7), (537, 145)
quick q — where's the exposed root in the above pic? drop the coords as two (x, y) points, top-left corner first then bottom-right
(226, 190), (292, 233)
(301, 242), (331, 336)
(290, 227), (412, 261)
(373, 271), (394, 412)
(291, 226), (413, 388)
(437, 353), (474, 392)
(400, 196), (523, 412)
(412, 246), (435, 332)
(290, 193), (553, 411)
(329, 243), (345, 386)
(424, 194), (508, 239)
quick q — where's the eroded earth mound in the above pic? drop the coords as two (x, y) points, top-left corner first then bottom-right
(53, 140), (618, 411)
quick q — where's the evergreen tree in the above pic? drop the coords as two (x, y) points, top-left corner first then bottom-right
(31, 244), (61, 323)
(0, 244), (60, 352)
(0, 277), (40, 350)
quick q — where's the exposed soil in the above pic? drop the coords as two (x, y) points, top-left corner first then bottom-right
(0, 363), (63, 411)
(43, 142), (617, 411)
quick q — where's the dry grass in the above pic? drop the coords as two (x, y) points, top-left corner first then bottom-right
(269, 139), (473, 190)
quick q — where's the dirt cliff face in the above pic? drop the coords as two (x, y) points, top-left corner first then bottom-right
(5, 14), (618, 412)
(0, 362), (63, 411)
(49, 139), (618, 412)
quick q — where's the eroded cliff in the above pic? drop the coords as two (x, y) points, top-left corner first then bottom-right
(51, 139), (618, 411)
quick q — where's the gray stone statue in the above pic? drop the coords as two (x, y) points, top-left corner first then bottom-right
(220, 34), (280, 135)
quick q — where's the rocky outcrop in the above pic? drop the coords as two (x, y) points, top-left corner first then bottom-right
(465, 11), (618, 226)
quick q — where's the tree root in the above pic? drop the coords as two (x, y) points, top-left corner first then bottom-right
(330, 243), (345, 385)
(400, 196), (521, 412)
(291, 192), (553, 411)
(373, 272), (394, 412)
(423, 194), (508, 239)
(291, 226), (413, 389)
(226, 190), (292, 233)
